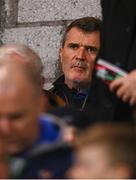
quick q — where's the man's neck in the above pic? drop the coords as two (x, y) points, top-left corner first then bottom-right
(65, 79), (90, 92)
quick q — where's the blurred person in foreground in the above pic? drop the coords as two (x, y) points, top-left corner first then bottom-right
(49, 16), (101, 110)
(69, 122), (136, 179)
(0, 55), (72, 178)
(0, 43), (65, 112)
(0, 44), (78, 146)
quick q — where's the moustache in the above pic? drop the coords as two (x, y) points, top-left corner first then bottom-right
(71, 60), (88, 69)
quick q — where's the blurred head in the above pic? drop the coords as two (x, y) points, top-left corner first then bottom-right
(0, 44), (53, 112)
(0, 44), (43, 86)
(60, 17), (101, 89)
(70, 122), (136, 179)
(0, 61), (44, 155)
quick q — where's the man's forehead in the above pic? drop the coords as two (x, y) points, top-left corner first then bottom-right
(0, 52), (28, 65)
(66, 28), (100, 44)
(67, 27), (99, 36)
(0, 66), (33, 94)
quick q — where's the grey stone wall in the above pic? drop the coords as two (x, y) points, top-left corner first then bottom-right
(0, 0), (102, 89)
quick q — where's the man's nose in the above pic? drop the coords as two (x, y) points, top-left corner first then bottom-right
(76, 47), (85, 60)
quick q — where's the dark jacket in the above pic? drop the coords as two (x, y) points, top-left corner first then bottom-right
(85, 0), (136, 122)
(50, 75), (90, 111)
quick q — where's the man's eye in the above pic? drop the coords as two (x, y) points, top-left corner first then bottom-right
(86, 46), (98, 54)
(68, 44), (79, 49)
(10, 113), (23, 120)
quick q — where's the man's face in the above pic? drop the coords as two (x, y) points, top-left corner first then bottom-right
(60, 27), (100, 88)
(70, 145), (113, 179)
(0, 81), (43, 155)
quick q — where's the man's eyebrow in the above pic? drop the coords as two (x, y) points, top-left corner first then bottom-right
(85, 45), (97, 48)
(68, 42), (79, 45)
(85, 45), (99, 51)
(67, 43), (99, 51)
(67, 43), (79, 47)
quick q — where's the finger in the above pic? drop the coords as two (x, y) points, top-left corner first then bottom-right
(129, 95), (136, 106)
(122, 93), (130, 102)
(116, 85), (128, 98)
(109, 77), (124, 92)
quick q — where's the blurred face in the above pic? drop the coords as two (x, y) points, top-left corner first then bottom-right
(70, 145), (114, 179)
(60, 27), (100, 89)
(0, 81), (43, 154)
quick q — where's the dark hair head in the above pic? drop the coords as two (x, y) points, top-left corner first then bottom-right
(61, 16), (102, 47)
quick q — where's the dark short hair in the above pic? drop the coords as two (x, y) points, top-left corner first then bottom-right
(61, 16), (102, 47)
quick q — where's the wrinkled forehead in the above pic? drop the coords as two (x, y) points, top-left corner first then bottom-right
(65, 27), (100, 46)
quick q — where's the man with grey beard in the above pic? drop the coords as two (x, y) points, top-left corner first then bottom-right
(50, 17), (101, 110)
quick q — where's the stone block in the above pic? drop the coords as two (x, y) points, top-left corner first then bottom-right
(18, 0), (102, 23)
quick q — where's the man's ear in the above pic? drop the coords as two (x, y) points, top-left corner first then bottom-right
(38, 92), (47, 113)
(41, 76), (46, 87)
(59, 48), (63, 63)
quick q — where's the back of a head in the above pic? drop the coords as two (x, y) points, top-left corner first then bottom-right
(0, 60), (41, 97)
(0, 44), (43, 85)
(76, 122), (136, 178)
(61, 16), (102, 47)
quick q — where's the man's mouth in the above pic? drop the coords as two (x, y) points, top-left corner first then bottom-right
(72, 65), (86, 69)
(71, 61), (87, 70)
(5, 138), (18, 144)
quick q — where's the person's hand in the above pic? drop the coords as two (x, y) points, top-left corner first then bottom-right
(109, 70), (136, 105)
